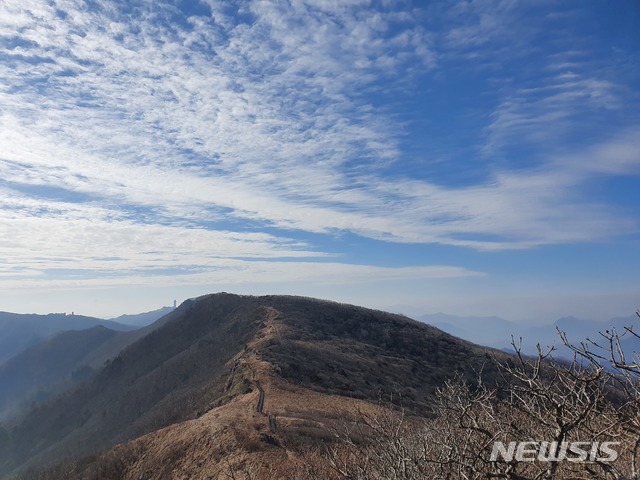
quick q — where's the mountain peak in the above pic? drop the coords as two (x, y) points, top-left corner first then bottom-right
(1, 294), (499, 479)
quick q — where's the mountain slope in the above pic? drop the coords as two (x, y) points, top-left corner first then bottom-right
(0, 305), (179, 423)
(258, 297), (495, 413)
(0, 326), (119, 422)
(0, 312), (136, 365)
(0, 293), (503, 479)
(0, 295), (261, 477)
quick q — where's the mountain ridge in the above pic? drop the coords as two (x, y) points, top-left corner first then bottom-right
(107, 306), (175, 327)
(1, 293), (504, 479)
(0, 312), (136, 366)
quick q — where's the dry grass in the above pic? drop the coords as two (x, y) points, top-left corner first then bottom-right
(13, 295), (493, 480)
(39, 351), (389, 480)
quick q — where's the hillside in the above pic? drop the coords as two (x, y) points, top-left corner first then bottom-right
(0, 312), (136, 365)
(0, 326), (118, 422)
(0, 307), (177, 422)
(0, 293), (500, 479)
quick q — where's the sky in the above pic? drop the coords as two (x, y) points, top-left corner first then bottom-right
(0, 0), (638, 322)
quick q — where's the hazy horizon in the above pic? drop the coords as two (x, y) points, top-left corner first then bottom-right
(2, 289), (637, 326)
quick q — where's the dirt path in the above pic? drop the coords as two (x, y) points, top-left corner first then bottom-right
(255, 380), (265, 414)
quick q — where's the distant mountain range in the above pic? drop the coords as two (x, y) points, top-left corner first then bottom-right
(0, 306), (176, 422)
(0, 307), (174, 365)
(107, 306), (175, 327)
(420, 312), (640, 358)
(0, 312), (135, 365)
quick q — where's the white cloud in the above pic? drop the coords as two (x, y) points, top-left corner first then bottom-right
(483, 73), (624, 158)
(0, 255), (482, 291)
(0, 0), (638, 295)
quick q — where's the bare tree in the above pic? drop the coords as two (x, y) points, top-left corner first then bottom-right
(306, 334), (639, 479)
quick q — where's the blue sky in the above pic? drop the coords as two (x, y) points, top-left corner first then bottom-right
(0, 0), (638, 322)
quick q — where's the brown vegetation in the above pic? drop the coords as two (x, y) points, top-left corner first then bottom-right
(5, 297), (639, 480)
